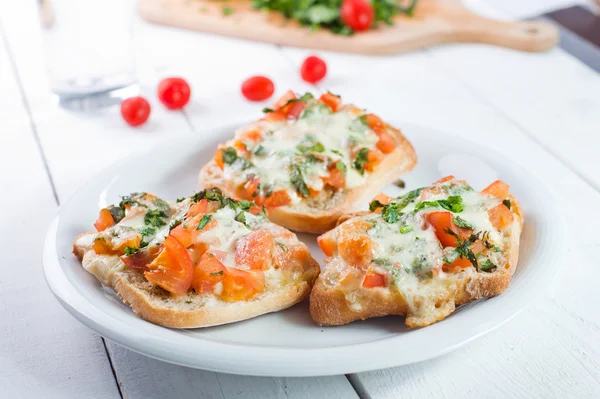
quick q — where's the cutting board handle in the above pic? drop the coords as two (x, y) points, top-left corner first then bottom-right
(452, 13), (559, 52)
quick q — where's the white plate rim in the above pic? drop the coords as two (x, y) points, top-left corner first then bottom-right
(43, 123), (563, 376)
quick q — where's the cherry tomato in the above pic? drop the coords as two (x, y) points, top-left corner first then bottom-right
(120, 96), (151, 127)
(340, 0), (374, 32)
(241, 76), (275, 101)
(300, 55), (327, 83)
(157, 77), (191, 110)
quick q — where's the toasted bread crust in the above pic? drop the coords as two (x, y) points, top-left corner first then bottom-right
(114, 271), (315, 328)
(199, 124), (417, 234)
(74, 232), (320, 329)
(310, 196), (524, 327)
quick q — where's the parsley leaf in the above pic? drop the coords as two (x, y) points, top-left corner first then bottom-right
(453, 216), (474, 230)
(124, 246), (140, 256)
(399, 224), (413, 234)
(254, 144), (265, 156)
(107, 205), (125, 224)
(335, 161), (347, 173)
(480, 259), (497, 273)
(210, 271), (224, 276)
(221, 147), (238, 165)
(297, 141), (325, 153)
(352, 148), (370, 174)
(262, 107), (274, 113)
(222, 6), (234, 15)
(144, 209), (168, 227)
(415, 196), (464, 213)
(503, 199), (511, 209)
(234, 211), (247, 226)
(444, 229), (479, 270)
(290, 164), (310, 198)
(373, 258), (392, 266)
(197, 215), (213, 230)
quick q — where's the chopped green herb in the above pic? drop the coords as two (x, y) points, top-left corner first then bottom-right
(445, 229), (479, 269)
(503, 199), (511, 209)
(169, 218), (182, 231)
(352, 148), (370, 174)
(331, 149), (344, 157)
(222, 6), (234, 15)
(453, 216), (474, 230)
(254, 144), (265, 156)
(221, 147), (238, 165)
(144, 209), (168, 227)
(152, 197), (170, 211)
(335, 161), (347, 173)
(415, 196), (464, 213)
(185, 300), (193, 304)
(399, 224), (413, 234)
(235, 211), (247, 226)
(299, 92), (314, 101)
(373, 258), (392, 266)
(210, 271), (224, 276)
(176, 197), (186, 203)
(276, 241), (288, 252)
(138, 226), (157, 237)
(262, 107), (274, 113)
(124, 246), (140, 256)
(480, 259), (497, 273)
(290, 164), (310, 198)
(297, 141), (325, 153)
(197, 215), (213, 230)
(359, 114), (369, 125)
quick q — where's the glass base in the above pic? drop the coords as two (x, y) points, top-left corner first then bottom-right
(53, 82), (139, 111)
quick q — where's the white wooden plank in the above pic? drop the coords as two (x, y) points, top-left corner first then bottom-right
(280, 40), (600, 398)
(425, 2), (600, 191)
(108, 344), (359, 399)
(0, 23), (120, 399)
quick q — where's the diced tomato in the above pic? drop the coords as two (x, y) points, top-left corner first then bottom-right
(221, 268), (265, 302)
(191, 252), (227, 293)
(92, 238), (111, 255)
(443, 256), (472, 272)
(372, 192), (393, 205)
(434, 176), (455, 185)
(364, 149), (384, 172)
(145, 235), (194, 296)
(94, 208), (115, 232)
(214, 148), (224, 170)
(488, 203), (514, 230)
(235, 230), (275, 270)
(482, 180), (509, 199)
(317, 231), (337, 256)
(187, 199), (208, 217)
(337, 219), (374, 269)
(241, 129), (263, 142)
(233, 140), (250, 157)
(308, 187), (320, 198)
(323, 166), (345, 189)
(362, 272), (386, 288)
(120, 246), (161, 270)
(273, 90), (296, 110)
(376, 132), (397, 154)
(339, 235), (372, 269)
(365, 113), (384, 130)
(319, 92), (341, 112)
(243, 175), (261, 199)
(170, 213), (217, 248)
(262, 110), (286, 122)
(249, 205), (263, 215)
(282, 101), (305, 119)
(263, 190), (292, 208)
(424, 211), (465, 247)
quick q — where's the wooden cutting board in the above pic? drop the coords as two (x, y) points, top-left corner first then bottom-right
(138, 0), (559, 55)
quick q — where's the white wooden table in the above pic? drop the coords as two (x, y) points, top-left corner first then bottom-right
(2, 0), (599, 397)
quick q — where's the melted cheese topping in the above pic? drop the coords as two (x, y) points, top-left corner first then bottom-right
(221, 100), (381, 204)
(75, 192), (308, 295)
(321, 180), (517, 324)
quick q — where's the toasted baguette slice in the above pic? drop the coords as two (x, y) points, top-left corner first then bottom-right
(199, 91), (417, 234)
(73, 190), (319, 328)
(310, 177), (523, 327)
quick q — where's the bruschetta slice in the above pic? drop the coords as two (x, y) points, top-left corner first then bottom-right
(199, 91), (417, 234)
(73, 189), (319, 328)
(310, 176), (523, 327)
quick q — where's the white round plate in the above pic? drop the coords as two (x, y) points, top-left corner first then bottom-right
(43, 124), (562, 377)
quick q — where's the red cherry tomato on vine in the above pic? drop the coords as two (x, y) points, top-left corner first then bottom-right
(300, 55), (327, 84)
(241, 76), (275, 101)
(120, 96), (151, 127)
(340, 0), (374, 32)
(158, 77), (191, 110)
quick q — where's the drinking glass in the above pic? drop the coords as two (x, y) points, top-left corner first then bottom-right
(39, 0), (138, 110)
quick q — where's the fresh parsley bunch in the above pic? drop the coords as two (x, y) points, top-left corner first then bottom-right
(251, 0), (418, 35)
